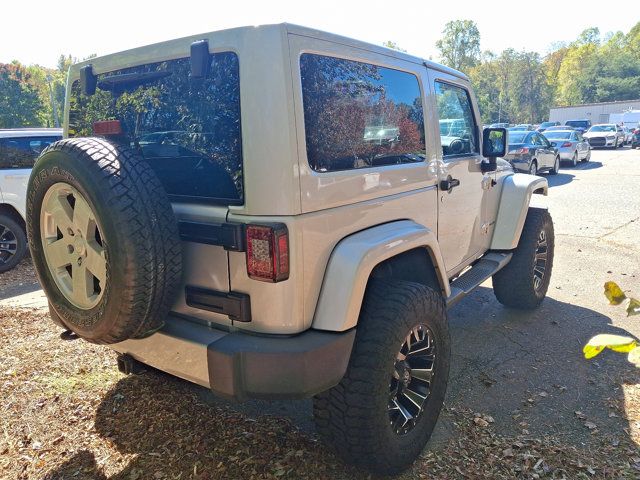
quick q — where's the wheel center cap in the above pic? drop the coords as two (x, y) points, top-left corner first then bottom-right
(73, 238), (86, 257)
(398, 362), (411, 389)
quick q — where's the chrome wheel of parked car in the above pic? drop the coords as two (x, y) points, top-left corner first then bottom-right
(571, 152), (578, 167)
(389, 324), (436, 435)
(40, 182), (107, 310)
(529, 161), (537, 175)
(0, 214), (27, 273)
(0, 223), (18, 266)
(533, 229), (548, 292)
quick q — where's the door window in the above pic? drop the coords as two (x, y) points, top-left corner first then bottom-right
(434, 82), (478, 157)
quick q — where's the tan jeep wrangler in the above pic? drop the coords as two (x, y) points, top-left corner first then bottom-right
(27, 24), (553, 475)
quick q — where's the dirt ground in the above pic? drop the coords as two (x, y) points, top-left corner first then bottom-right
(1, 147), (640, 479)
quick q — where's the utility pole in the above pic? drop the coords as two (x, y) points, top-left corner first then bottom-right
(46, 75), (60, 128)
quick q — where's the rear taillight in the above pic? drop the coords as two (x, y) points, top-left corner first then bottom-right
(93, 120), (122, 136)
(561, 142), (572, 147)
(514, 147), (529, 154)
(246, 224), (289, 282)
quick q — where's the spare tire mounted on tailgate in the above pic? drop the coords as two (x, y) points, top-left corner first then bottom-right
(27, 137), (182, 344)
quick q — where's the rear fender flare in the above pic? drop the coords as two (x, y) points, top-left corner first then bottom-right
(312, 220), (449, 332)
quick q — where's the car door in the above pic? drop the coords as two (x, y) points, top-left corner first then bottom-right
(534, 133), (553, 168)
(574, 131), (586, 158)
(429, 74), (489, 274)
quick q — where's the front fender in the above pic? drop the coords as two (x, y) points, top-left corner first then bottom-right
(490, 173), (548, 250)
(312, 220), (448, 332)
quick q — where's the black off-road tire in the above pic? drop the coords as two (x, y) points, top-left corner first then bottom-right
(27, 137), (182, 344)
(313, 280), (450, 476)
(0, 214), (27, 273)
(493, 208), (554, 309)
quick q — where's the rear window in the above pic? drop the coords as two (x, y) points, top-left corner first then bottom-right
(508, 132), (528, 144)
(300, 54), (425, 172)
(565, 120), (589, 128)
(68, 52), (243, 204)
(544, 131), (572, 139)
(0, 136), (60, 169)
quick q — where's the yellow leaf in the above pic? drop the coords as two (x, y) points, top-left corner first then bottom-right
(628, 347), (640, 367)
(604, 281), (626, 305)
(627, 298), (640, 317)
(583, 334), (637, 359)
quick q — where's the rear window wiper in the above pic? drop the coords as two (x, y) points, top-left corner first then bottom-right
(98, 71), (172, 93)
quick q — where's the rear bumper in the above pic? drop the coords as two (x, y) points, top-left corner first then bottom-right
(112, 315), (355, 401)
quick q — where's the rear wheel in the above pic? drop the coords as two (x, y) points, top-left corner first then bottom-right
(313, 280), (450, 475)
(571, 151), (578, 167)
(493, 208), (554, 309)
(0, 214), (27, 273)
(528, 160), (538, 175)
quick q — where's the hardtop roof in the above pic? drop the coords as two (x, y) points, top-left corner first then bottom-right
(70, 23), (468, 81)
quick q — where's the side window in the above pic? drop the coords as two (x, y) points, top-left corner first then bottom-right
(532, 134), (543, 146)
(0, 136), (58, 169)
(434, 81), (478, 157)
(300, 54), (425, 172)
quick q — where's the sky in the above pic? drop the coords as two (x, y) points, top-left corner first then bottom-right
(0, 1), (635, 68)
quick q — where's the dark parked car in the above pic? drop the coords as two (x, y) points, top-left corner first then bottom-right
(537, 121), (560, 132)
(503, 130), (560, 175)
(564, 119), (592, 133)
(631, 129), (640, 149)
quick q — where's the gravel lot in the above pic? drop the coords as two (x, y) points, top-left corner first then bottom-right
(1, 147), (639, 479)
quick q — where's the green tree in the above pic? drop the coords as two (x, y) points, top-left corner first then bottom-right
(382, 41), (407, 52)
(436, 20), (481, 73)
(0, 62), (44, 128)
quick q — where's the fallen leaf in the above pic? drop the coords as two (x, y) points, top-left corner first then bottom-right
(604, 281), (626, 305)
(627, 297), (640, 316)
(583, 334), (637, 359)
(584, 421), (597, 430)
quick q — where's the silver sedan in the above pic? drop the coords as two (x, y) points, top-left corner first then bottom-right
(543, 129), (591, 167)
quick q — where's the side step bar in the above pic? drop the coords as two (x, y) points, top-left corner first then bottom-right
(446, 252), (512, 307)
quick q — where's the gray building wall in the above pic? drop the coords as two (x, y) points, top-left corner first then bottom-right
(549, 99), (640, 125)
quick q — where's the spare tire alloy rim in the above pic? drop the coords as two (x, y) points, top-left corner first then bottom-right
(0, 223), (18, 265)
(388, 324), (436, 435)
(533, 229), (548, 292)
(40, 183), (106, 309)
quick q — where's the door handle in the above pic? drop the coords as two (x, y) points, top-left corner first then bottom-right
(440, 176), (460, 191)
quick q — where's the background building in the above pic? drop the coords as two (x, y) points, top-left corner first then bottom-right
(549, 99), (640, 126)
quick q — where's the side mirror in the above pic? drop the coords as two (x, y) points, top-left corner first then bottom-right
(482, 127), (508, 172)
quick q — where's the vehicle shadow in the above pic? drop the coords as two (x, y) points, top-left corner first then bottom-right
(42, 286), (639, 479)
(545, 172), (574, 187)
(445, 285), (639, 446)
(575, 160), (603, 171)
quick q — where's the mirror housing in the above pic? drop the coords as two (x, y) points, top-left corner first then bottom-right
(190, 40), (211, 79)
(80, 64), (97, 96)
(481, 127), (508, 172)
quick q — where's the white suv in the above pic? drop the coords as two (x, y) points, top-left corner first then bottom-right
(0, 128), (61, 272)
(27, 25), (553, 475)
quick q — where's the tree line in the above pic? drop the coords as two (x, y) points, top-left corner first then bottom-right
(1, 21), (639, 129)
(432, 20), (640, 124)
